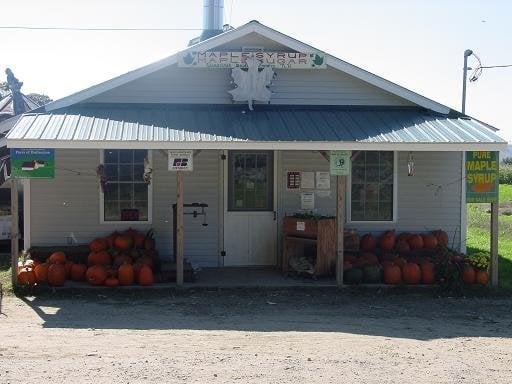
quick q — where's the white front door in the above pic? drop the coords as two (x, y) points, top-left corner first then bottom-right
(224, 150), (277, 266)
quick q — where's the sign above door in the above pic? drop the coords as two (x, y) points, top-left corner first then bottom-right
(178, 51), (327, 69)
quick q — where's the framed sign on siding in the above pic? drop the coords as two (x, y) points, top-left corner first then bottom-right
(10, 148), (55, 179)
(466, 151), (499, 203)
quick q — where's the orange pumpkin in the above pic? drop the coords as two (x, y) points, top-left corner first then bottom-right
(118, 263), (135, 285)
(402, 263), (421, 284)
(138, 265), (154, 286)
(407, 234), (424, 250)
(47, 264), (66, 286)
(86, 265), (108, 285)
(383, 264), (402, 285)
(379, 231), (396, 251)
(89, 238), (108, 253)
(420, 262), (435, 284)
(432, 230), (449, 247)
(88, 251), (111, 266)
(114, 235), (133, 251)
(48, 251), (66, 264)
(462, 265), (476, 284)
(17, 267), (36, 286)
(113, 254), (132, 269)
(360, 234), (376, 252)
(422, 234), (438, 249)
(64, 261), (74, 279)
(34, 263), (50, 283)
(104, 277), (119, 287)
(359, 252), (379, 266)
(476, 270), (489, 285)
(396, 240), (410, 255)
(397, 232), (412, 243)
(105, 232), (119, 248)
(70, 263), (87, 281)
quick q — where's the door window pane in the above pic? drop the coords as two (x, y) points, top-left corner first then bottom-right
(228, 151), (274, 211)
(351, 151), (394, 221)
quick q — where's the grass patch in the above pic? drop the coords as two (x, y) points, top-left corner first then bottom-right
(467, 184), (512, 289)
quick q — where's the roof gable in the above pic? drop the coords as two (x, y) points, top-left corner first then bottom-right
(45, 20), (450, 114)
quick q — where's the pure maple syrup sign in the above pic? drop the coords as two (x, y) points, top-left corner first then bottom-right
(178, 51), (326, 69)
(466, 151), (499, 203)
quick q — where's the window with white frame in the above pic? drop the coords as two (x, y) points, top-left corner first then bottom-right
(350, 151), (395, 222)
(102, 149), (151, 222)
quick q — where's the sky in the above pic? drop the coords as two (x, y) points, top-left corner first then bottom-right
(1, 0), (511, 142)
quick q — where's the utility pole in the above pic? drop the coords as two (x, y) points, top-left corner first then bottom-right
(461, 49), (473, 115)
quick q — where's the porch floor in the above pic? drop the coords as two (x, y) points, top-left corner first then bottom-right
(188, 267), (336, 288)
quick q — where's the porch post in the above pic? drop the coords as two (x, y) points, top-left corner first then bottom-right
(176, 171), (184, 286)
(490, 202), (499, 287)
(336, 175), (346, 287)
(10, 178), (19, 287)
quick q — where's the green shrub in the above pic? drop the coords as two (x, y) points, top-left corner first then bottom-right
(500, 166), (512, 184)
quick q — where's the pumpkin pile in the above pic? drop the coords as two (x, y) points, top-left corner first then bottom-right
(18, 228), (159, 288)
(343, 229), (489, 286)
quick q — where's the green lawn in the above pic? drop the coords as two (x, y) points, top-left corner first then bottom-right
(467, 184), (512, 289)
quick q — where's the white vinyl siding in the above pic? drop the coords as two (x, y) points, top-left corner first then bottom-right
(85, 66), (414, 107)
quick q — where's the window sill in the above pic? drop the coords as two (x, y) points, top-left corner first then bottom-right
(100, 220), (152, 225)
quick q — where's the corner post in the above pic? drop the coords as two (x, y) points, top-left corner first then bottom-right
(176, 171), (184, 287)
(336, 175), (346, 287)
(490, 201), (499, 287)
(11, 177), (19, 287)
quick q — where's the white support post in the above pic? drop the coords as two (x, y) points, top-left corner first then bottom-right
(10, 178), (19, 287)
(336, 175), (346, 287)
(490, 202), (499, 287)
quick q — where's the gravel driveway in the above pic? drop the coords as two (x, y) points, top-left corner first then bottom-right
(1, 289), (512, 383)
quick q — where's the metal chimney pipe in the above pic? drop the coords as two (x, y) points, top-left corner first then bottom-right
(203, 0), (224, 31)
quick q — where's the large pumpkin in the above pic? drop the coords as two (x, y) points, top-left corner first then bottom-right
(422, 234), (438, 249)
(462, 265), (476, 284)
(48, 251), (66, 264)
(396, 240), (410, 255)
(360, 234), (376, 252)
(383, 264), (402, 284)
(47, 264), (66, 286)
(114, 235), (133, 251)
(70, 263), (87, 281)
(402, 263), (421, 284)
(420, 262), (435, 284)
(89, 238), (108, 253)
(88, 251), (111, 266)
(118, 263), (135, 285)
(432, 230), (449, 247)
(138, 265), (154, 286)
(17, 267), (36, 286)
(407, 234), (424, 250)
(476, 270), (489, 285)
(86, 265), (108, 285)
(379, 231), (396, 252)
(34, 263), (50, 283)
(104, 277), (119, 287)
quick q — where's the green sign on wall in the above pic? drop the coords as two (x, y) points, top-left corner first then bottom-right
(10, 148), (55, 179)
(466, 151), (499, 203)
(330, 150), (351, 176)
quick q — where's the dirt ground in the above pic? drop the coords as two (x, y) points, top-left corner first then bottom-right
(1, 289), (512, 384)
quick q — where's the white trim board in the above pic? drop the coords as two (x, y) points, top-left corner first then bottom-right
(44, 21), (451, 114)
(6, 139), (507, 152)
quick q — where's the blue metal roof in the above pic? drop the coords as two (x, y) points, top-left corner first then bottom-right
(6, 105), (507, 148)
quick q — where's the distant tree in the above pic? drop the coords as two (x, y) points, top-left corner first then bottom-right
(503, 157), (512, 166)
(26, 93), (53, 107)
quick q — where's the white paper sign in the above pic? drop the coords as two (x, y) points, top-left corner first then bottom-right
(168, 150), (193, 171)
(316, 171), (331, 190)
(300, 172), (315, 189)
(301, 192), (315, 210)
(296, 221), (305, 231)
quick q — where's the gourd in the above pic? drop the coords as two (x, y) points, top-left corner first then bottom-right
(379, 230), (396, 252)
(89, 238), (108, 253)
(407, 234), (424, 250)
(86, 265), (108, 285)
(17, 267), (36, 286)
(476, 270), (489, 285)
(432, 230), (449, 247)
(114, 235), (133, 251)
(34, 263), (49, 283)
(462, 264), (476, 284)
(422, 234), (438, 249)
